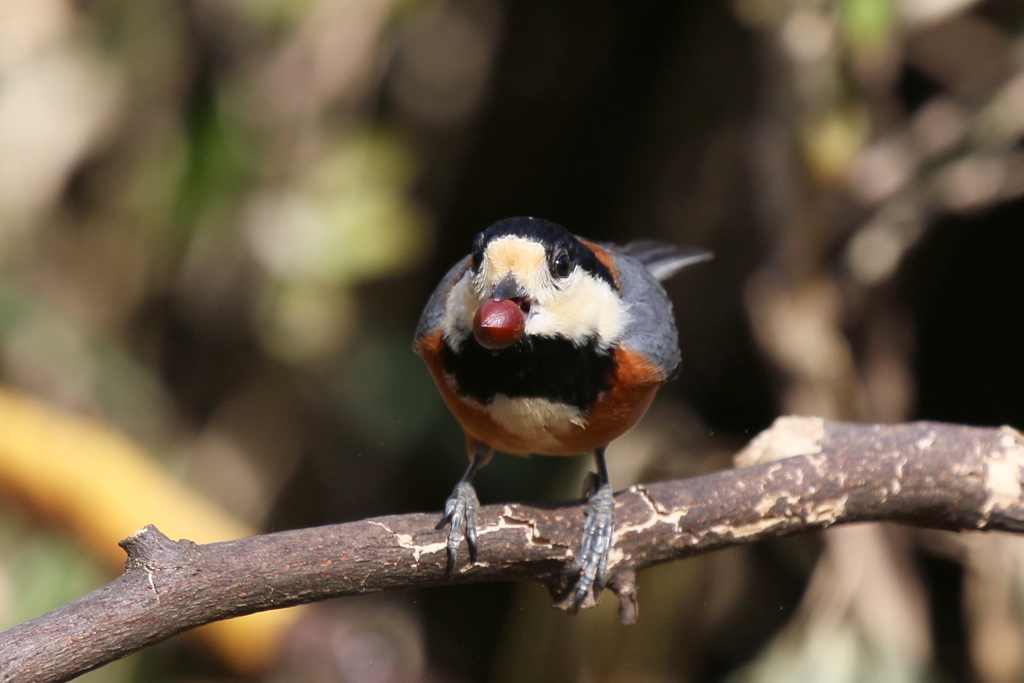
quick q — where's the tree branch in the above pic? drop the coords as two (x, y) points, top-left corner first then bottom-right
(3, 417), (1024, 682)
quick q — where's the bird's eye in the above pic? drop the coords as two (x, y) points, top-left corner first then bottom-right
(551, 250), (572, 278)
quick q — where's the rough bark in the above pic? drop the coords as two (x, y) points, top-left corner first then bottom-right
(3, 418), (1024, 683)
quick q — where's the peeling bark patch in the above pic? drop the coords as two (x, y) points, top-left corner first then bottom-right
(734, 415), (825, 467)
(615, 486), (691, 540)
(373, 506), (572, 567)
(979, 428), (1024, 526)
(805, 496), (847, 525)
(482, 505), (570, 549)
(367, 521), (446, 563)
(890, 456), (908, 495)
(708, 516), (788, 539)
(754, 493), (798, 516)
(631, 484), (670, 514)
(704, 495), (846, 541)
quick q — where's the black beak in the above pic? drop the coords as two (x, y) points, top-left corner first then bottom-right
(491, 274), (527, 302)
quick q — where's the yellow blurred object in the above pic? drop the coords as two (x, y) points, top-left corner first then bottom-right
(0, 386), (302, 674)
(803, 107), (870, 186)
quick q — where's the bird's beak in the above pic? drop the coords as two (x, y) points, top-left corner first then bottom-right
(474, 273), (529, 351)
(491, 273), (527, 302)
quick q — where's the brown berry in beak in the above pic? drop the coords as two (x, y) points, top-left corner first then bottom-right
(473, 299), (526, 350)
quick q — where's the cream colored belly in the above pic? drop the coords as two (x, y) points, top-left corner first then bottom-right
(465, 394), (588, 455)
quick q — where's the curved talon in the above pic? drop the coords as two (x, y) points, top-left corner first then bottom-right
(437, 480), (479, 573)
(567, 483), (615, 609)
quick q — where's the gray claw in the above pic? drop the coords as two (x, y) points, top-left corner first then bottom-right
(567, 483), (615, 608)
(436, 480), (479, 573)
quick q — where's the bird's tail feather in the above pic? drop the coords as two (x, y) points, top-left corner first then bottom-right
(616, 240), (713, 282)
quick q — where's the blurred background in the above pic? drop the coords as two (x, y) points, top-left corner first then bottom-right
(1, 0), (1024, 681)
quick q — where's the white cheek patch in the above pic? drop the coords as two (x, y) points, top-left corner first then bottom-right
(441, 273), (479, 348)
(525, 272), (627, 349)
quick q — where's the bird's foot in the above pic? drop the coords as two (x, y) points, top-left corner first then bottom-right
(566, 481), (615, 610)
(436, 480), (479, 573)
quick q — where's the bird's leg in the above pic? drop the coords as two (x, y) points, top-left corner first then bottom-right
(568, 446), (614, 609)
(436, 439), (493, 573)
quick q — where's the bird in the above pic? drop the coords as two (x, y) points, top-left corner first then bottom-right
(414, 216), (711, 608)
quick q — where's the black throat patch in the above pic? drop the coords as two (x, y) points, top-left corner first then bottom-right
(441, 335), (616, 411)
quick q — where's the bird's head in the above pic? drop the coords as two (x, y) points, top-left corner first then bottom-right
(442, 218), (626, 352)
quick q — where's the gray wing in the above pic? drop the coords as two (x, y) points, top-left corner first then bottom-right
(611, 250), (683, 379)
(415, 255), (472, 344)
(615, 240), (713, 282)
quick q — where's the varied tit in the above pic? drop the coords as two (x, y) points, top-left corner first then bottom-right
(414, 216), (711, 608)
